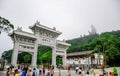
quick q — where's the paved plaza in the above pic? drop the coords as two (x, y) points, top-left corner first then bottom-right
(0, 67), (120, 76)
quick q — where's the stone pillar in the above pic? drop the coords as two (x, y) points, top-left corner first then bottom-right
(31, 45), (37, 67)
(31, 52), (37, 67)
(52, 46), (56, 67)
(11, 42), (19, 67)
(62, 51), (66, 66)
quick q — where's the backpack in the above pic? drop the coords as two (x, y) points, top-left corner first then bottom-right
(32, 71), (35, 76)
(47, 72), (50, 76)
(21, 71), (25, 76)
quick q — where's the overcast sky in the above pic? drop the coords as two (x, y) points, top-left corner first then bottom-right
(0, 0), (120, 56)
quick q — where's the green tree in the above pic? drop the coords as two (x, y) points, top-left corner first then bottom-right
(0, 16), (14, 34)
(93, 33), (120, 65)
(23, 54), (31, 63)
(1, 50), (12, 63)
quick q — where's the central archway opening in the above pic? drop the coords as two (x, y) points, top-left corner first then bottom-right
(37, 45), (52, 67)
(56, 55), (63, 67)
(18, 52), (32, 65)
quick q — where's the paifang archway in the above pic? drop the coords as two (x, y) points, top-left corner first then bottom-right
(9, 21), (71, 67)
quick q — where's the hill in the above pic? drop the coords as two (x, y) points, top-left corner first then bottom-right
(66, 30), (120, 53)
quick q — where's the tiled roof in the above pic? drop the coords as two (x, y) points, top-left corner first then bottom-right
(57, 40), (71, 46)
(29, 21), (62, 35)
(67, 50), (93, 56)
(9, 30), (37, 39)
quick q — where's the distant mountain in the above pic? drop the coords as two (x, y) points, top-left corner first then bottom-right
(66, 30), (120, 53)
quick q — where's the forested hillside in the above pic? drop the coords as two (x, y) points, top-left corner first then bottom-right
(66, 34), (99, 53)
(1, 30), (120, 66)
(67, 30), (120, 53)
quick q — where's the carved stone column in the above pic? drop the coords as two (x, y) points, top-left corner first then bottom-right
(62, 50), (66, 66)
(11, 42), (19, 67)
(31, 52), (37, 67)
(52, 46), (56, 67)
(31, 44), (37, 68)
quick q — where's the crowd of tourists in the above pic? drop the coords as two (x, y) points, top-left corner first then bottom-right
(5, 64), (119, 76)
(6, 64), (54, 76)
(74, 65), (91, 76)
(74, 65), (119, 76)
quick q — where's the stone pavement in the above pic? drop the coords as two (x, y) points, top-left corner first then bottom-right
(0, 67), (120, 76)
(0, 71), (6, 76)
(0, 70), (103, 76)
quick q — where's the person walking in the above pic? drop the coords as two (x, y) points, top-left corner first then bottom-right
(39, 66), (42, 75)
(32, 68), (37, 76)
(67, 65), (71, 76)
(50, 68), (54, 76)
(86, 71), (90, 76)
(14, 69), (19, 76)
(46, 68), (50, 76)
(6, 68), (11, 76)
(26, 69), (32, 76)
(21, 68), (26, 76)
(42, 66), (46, 75)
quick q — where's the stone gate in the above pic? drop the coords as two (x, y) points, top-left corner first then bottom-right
(9, 21), (70, 67)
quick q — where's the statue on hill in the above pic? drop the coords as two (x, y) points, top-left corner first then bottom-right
(88, 25), (97, 35)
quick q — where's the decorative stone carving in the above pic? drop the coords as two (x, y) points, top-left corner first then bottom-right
(9, 21), (71, 67)
(17, 26), (22, 31)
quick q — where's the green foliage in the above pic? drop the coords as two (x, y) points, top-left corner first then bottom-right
(40, 51), (52, 60)
(67, 34), (99, 53)
(17, 52), (31, 64)
(1, 50), (12, 63)
(56, 57), (62, 66)
(37, 46), (52, 64)
(0, 16), (14, 34)
(93, 33), (120, 64)
(23, 54), (31, 63)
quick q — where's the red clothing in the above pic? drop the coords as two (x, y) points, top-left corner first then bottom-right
(43, 67), (45, 71)
(99, 74), (104, 76)
(67, 65), (70, 70)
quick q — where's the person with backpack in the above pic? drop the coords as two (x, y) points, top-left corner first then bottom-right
(32, 68), (37, 76)
(21, 69), (26, 76)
